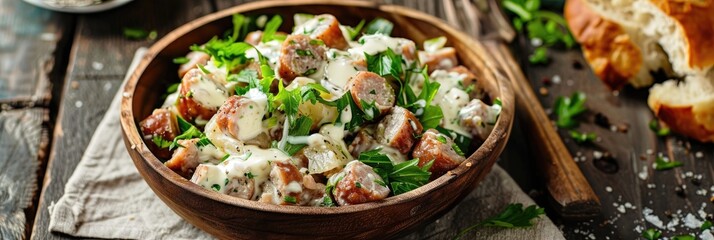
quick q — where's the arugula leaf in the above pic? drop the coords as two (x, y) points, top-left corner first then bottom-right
(649, 119), (670, 137)
(169, 116), (206, 150)
(152, 136), (172, 149)
(454, 203), (545, 239)
(364, 48), (403, 80)
(702, 220), (713, 231)
(569, 131), (596, 144)
(672, 235), (694, 240)
(282, 116), (313, 156)
(554, 92), (587, 129)
(172, 57), (189, 64)
(358, 150), (433, 195)
(642, 228), (662, 240)
(364, 17), (394, 35)
(261, 15), (283, 43)
(654, 156), (683, 171)
(346, 19), (366, 40)
(436, 126), (473, 155)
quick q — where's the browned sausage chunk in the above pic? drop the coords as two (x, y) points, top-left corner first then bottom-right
(176, 69), (229, 123)
(411, 129), (466, 179)
(269, 161), (304, 205)
(347, 126), (377, 158)
(213, 95), (264, 141)
(164, 139), (222, 178)
(376, 106), (423, 154)
(449, 66), (485, 100)
(331, 161), (390, 206)
(278, 34), (327, 83)
(345, 71), (396, 116)
(140, 109), (179, 159)
(418, 48), (458, 73)
(178, 51), (210, 78)
(295, 14), (349, 50)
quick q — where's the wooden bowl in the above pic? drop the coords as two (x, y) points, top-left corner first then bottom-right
(119, 0), (514, 239)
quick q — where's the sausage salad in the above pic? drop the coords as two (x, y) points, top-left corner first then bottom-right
(139, 14), (502, 206)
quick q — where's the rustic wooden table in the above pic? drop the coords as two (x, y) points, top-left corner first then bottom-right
(0, 0), (710, 239)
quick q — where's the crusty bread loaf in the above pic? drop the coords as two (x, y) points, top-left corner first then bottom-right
(648, 73), (714, 142)
(583, 0), (714, 75)
(565, 0), (670, 89)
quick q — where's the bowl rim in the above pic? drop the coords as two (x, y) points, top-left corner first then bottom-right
(120, 0), (514, 215)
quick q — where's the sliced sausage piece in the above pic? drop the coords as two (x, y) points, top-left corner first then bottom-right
(330, 160), (390, 206)
(277, 34), (327, 84)
(347, 126), (377, 158)
(269, 161), (304, 205)
(376, 106), (423, 154)
(459, 99), (500, 142)
(140, 109), (179, 159)
(345, 71), (396, 116)
(178, 51), (210, 78)
(449, 66), (485, 100)
(301, 175), (328, 206)
(213, 95), (266, 141)
(294, 14), (349, 50)
(164, 138), (224, 178)
(190, 164), (256, 200)
(418, 47), (458, 73)
(176, 69), (229, 124)
(411, 129), (466, 179)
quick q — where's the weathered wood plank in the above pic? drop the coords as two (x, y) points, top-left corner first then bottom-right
(0, 108), (48, 240)
(516, 38), (714, 239)
(0, 0), (72, 105)
(31, 1), (213, 239)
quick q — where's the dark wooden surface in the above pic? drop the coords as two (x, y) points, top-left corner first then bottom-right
(0, 0), (706, 239)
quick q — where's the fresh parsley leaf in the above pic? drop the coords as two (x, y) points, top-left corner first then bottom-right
(284, 196), (297, 204)
(364, 17), (394, 35)
(261, 15), (283, 43)
(282, 116), (313, 156)
(221, 154), (230, 162)
(211, 184), (221, 191)
(649, 119), (670, 137)
(569, 131), (596, 144)
(702, 220), (713, 231)
(346, 19), (366, 40)
(245, 172), (255, 179)
(529, 46), (548, 64)
(196, 64), (211, 74)
(436, 135), (447, 143)
(358, 150), (433, 195)
(654, 156), (683, 171)
(152, 136), (172, 149)
(123, 27), (156, 40)
(554, 92), (586, 129)
(296, 49), (313, 57)
(419, 105), (444, 130)
(172, 57), (189, 64)
(169, 116), (205, 150)
(196, 136), (213, 147)
(454, 203), (545, 239)
(435, 126), (473, 156)
(452, 144), (465, 156)
(642, 228), (662, 240)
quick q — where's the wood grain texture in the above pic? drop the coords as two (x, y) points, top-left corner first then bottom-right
(0, 0), (71, 105)
(0, 108), (47, 240)
(31, 1), (213, 239)
(515, 36), (714, 239)
(120, 1), (513, 238)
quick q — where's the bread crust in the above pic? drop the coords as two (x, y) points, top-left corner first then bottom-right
(565, 0), (644, 90)
(648, 79), (714, 142)
(650, 0), (714, 70)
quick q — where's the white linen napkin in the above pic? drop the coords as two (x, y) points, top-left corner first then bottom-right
(47, 48), (563, 239)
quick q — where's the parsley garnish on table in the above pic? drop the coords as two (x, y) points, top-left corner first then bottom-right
(502, 0), (575, 64)
(654, 156), (683, 171)
(123, 27), (157, 41)
(454, 203), (545, 239)
(553, 91), (586, 129)
(648, 119), (671, 137)
(642, 228), (662, 240)
(570, 130), (596, 144)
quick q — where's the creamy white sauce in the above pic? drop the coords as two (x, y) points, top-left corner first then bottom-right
(163, 92), (179, 108)
(378, 145), (406, 164)
(428, 70), (468, 105)
(186, 72), (229, 110)
(245, 40), (283, 67)
(285, 181), (303, 193)
(235, 89), (268, 141)
(441, 88), (472, 136)
(324, 57), (359, 88)
(349, 34), (404, 56)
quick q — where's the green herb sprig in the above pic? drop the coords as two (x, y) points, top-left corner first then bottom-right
(642, 228), (662, 240)
(649, 119), (671, 137)
(554, 92), (586, 129)
(654, 156), (683, 171)
(454, 203), (545, 239)
(358, 149), (433, 195)
(123, 27), (157, 41)
(502, 0), (575, 64)
(570, 130), (596, 143)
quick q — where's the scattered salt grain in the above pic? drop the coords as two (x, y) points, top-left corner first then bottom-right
(697, 189), (708, 196)
(647, 184), (656, 189)
(551, 75), (562, 84)
(700, 230), (714, 240)
(75, 100), (83, 108)
(683, 213), (703, 229)
(638, 166), (649, 180)
(686, 171), (694, 178)
(643, 208), (665, 229)
(696, 151), (704, 158)
(617, 205), (626, 213)
(41, 32), (56, 41)
(530, 38), (543, 47)
(646, 149), (654, 155)
(92, 61), (104, 70)
(103, 82), (112, 92)
(593, 151), (603, 159)
(605, 186), (613, 192)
